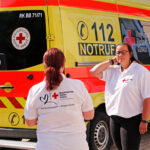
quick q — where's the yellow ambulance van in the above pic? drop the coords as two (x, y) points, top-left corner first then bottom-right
(0, 0), (150, 149)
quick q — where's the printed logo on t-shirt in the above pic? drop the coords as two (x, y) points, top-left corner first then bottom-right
(39, 92), (60, 104)
(40, 93), (57, 105)
(40, 94), (49, 104)
(52, 92), (59, 100)
(122, 78), (133, 83)
(39, 91), (75, 109)
(59, 91), (74, 99)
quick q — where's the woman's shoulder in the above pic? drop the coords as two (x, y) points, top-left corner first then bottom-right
(132, 62), (150, 79)
(64, 77), (83, 86)
(134, 62), (149, 72)
(63, 77), (85, 91)
(30, 80), (46, 94)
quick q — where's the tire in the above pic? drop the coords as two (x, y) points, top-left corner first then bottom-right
(89, 111), (112, 150)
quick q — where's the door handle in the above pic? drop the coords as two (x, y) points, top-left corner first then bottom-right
(0, 85), (14, 89)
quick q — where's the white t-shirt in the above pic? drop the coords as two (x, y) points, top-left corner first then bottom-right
(24, 74), (93, 150)
(102, 61), (150, 118)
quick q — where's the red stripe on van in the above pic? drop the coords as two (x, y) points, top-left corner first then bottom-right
(0, 100), (7, 108)
(59, 0), (150, 18)
(145, 65), (150, 71)
(1, 0), (59, 7)
(1, 0), (46, 7)
(47, 0), (59, 6)
(59, 0), (117, 13)
(118, 5), (150, 18)
(65, 67), (105, 93)
(8, 97), (23, 109)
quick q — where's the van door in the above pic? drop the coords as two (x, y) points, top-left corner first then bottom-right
(0, 9), (47, 128)
(59, 1), (122, 83)
(59, 1), (122, 69)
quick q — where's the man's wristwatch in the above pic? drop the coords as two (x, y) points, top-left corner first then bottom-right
(141, 120), (148, 124)
(109, 59), (114, 65)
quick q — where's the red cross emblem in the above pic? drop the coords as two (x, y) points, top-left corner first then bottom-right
(122, 79), (126, 82)
(16, 33), (25, 44)
(52, 92), (59, 99)
(124, 30), (135, 47)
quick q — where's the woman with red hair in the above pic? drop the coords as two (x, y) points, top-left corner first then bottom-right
(24, 48), (94, 150)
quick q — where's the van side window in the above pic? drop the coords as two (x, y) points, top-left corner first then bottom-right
(0, 10), (47, 70)
(119, 18), (150, 64)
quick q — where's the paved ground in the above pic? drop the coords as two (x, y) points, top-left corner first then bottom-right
(111, 131), (150, 150)
(0, 131), (150, 150)
(139, 131), (150, 150)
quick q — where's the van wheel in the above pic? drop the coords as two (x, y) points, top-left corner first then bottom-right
(89, 111), (112, 150)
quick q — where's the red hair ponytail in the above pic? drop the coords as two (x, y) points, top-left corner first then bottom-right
(43, 48), (65, 91)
